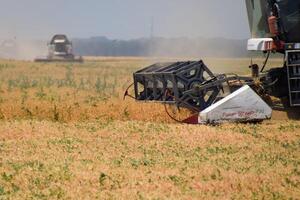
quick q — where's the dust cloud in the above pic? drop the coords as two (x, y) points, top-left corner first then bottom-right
(147, 37), (248, 59)
(0, 39), (47, 61)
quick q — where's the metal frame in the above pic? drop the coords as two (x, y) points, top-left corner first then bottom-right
(133, 60), (253, 111)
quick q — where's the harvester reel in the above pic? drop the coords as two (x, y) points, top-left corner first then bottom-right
(162, 89), (202, 123)
(133, 60), (222, 112)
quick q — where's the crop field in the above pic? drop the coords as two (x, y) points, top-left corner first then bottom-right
(0, 57), (299, 199)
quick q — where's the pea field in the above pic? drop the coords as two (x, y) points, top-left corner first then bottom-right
(0, 57), (299, 199)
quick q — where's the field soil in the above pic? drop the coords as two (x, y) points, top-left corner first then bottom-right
(0, 57), (299, 199)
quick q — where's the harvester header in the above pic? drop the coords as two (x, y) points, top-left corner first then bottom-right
(125, 0), (300, 124)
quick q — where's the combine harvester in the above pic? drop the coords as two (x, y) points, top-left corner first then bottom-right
(125, 0), (300, 124)
(35, 34), (83, 63)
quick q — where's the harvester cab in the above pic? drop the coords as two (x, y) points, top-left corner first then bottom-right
(125, 0), (300, 124)
(246, 0), (300, 106)
(49, 35), (73, 58)
(35, 34), (83, 62)
(246, 0), (300, 48)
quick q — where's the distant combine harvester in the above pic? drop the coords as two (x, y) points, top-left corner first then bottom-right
(35, 34), (83, 63)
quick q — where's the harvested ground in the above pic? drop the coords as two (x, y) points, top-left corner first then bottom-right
(0, 57), (299, 199)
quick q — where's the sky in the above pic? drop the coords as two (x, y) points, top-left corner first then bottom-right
(0, 0), (250, 40)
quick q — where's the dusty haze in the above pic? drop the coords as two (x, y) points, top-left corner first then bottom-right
(0, 0), (251, 59)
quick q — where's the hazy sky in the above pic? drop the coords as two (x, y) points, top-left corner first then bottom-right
(0, 0), (250, 40)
